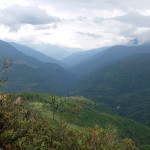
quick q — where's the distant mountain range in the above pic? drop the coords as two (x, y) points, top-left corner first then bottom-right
(0, 39), (150, 128)
(30, 44), (82, 60)
(70, 44), (150, 76)
(62, 47), (108, 67)
(0, 40), (73, 94)
(9, 42), (65, 67)
(71, 53), (150, 126)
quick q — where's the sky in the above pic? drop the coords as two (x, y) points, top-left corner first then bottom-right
(0, 0), (150, 50)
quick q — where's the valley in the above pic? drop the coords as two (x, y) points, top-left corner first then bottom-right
(0, 40), (150, 150)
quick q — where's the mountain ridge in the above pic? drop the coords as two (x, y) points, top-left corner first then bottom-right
(71, 53), (150, 126)
(0, 40), (74, 94)
(9, 42), (65, 67)
(70, 44), (150, 76)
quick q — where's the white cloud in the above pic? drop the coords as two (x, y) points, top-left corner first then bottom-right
(0, 5), (60, 31)
(0, 0), (28, 8)
(0, 0), (150, 49)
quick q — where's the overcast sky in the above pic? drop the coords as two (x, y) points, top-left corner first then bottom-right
(0, 0), (150, 50)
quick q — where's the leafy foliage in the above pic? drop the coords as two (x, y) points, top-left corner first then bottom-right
(73, 54), (150, 126)
(0, 93), (140, 150)
(0, 59), (12, 87)
(20, 93), (150, 149)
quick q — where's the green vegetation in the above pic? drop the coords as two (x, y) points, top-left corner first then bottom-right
(0, 40), (73, 94)
(0, 93), (140, 150)
(0, 58), (12, 87)
(70, 45), (150, 76)
(0, 92), (146, 149)
(25, 93), (150, 148)
(1, 41), (150, 150)
(74, 54), (150, 126)
(1, 93), (150, 150)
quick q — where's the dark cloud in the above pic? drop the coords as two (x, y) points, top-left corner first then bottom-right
(0, 5), (60, 31)
(77, 32), (101, 39)
(128, 38), (139, 45)
(115, 12), (150, 27)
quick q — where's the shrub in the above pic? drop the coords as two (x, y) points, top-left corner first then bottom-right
(0, 94), (139, 150)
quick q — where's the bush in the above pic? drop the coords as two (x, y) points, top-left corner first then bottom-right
(0, 94), (139, 150)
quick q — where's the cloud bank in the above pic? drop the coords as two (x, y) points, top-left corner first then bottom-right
(0, 5), (60, 31)
(0, 0), (150, 49)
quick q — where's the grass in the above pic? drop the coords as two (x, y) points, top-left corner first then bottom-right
(18, 92), (150, 149)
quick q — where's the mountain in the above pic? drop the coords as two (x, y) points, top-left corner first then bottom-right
(1, 92), (149, 150)
(0, 40), (73, 94)
(9, 42), (65, 67)
(1, 40), (150, 126)
(62, 47), (108, 67)
(71, 53), (150, 126)
(1, 40), (150, 149)
(30, 44), (82, 60)
(21, 93), (150, 149)
(71, 44), (150, 76)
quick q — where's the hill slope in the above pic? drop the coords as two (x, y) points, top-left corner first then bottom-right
(21, 93), (150, 149)
(30, 44), (81, 60)
(72, 53), (150, 126)
(71, 44), (150, 76)
(1, 93), (143, 150)
(0, 40), (73, 94)
(62, 47), (107, 67)
(9, 42), (64, 67)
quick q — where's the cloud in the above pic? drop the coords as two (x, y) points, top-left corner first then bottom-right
(77, 16), (88, 22)
(133, 28), (150, 44)
(1, 0), (150, 49)
(30, 0), (150, 12)
(115, 12), (150, 27)
(34, 24), (57, 30)
(0, 5), (60, 31)
(77, 32), (101, 39)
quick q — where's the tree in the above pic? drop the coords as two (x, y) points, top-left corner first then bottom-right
(0, 58), (12, 87)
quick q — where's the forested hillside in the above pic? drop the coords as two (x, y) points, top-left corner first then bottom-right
(0, 40), (150, 150)
(0, 40), (74, 94)
(62, 47), (108, 67)
(1, 93), (149, 150)
(71, 53), (150, 126)
(9, 42), (64, 67)
(71, 44), (150, 76)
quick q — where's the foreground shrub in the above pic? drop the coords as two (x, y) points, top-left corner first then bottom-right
(0, 94), (139, 150)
